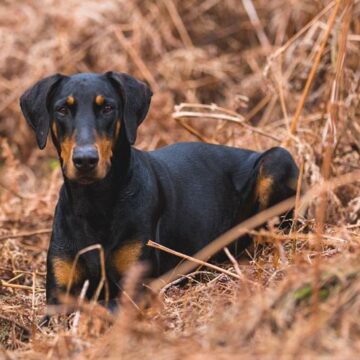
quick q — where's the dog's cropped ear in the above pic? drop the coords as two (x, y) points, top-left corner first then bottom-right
(20, 74), (64, 149)
(105, 71), (152, 144)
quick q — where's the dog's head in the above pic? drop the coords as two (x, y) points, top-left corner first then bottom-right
(20, 72), (152, 184)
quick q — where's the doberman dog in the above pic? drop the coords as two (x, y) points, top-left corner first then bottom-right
(20, 72), (299, 308)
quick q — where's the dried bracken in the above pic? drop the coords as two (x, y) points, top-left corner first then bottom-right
(1, 0), (360, 359)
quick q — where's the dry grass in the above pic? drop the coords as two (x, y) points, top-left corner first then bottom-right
(1, 0), (360, 358)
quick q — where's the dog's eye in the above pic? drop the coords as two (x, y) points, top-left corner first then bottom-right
(57, 106), (69, 116)
(102, 105), (113, 114)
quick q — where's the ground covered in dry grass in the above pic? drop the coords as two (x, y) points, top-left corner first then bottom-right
(1, 0), (360, 358)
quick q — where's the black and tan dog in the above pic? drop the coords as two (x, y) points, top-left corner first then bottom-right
(20, 72), (298, 307)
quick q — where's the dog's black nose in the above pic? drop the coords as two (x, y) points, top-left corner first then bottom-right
(72, 146), (99, 171)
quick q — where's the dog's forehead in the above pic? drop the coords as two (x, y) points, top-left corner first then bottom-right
(57, 73), (116, 99)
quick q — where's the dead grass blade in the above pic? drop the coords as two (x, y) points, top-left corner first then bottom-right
(286, 0), (342, 141)
(147, 240), (241, 280)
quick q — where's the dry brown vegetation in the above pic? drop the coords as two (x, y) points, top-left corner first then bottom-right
(1, 0), (360, 358)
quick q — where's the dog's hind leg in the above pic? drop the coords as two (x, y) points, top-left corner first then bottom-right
(255, 147), (299, 227)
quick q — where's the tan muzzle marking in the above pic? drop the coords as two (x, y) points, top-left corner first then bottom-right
(60, 135), (76, 179)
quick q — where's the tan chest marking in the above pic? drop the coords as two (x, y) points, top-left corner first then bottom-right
(52, 257), (83, 287)
(112, 241), (143, 274)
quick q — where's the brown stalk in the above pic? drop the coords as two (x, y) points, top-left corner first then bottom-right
(0, 228), (52, 241)
(312, 0), (353, 318)
(173, 110), (281, 142)
(244, 94), (272, 122)
(241, 0), (271, 49)
(224, 247), (243, 279)
(147, 240), (241, 280)
(174, 118), (216, 143)
(66, 244), (109, 306)
(162, 0), (194, 49)
(268, 1), (336, 61)
(0, 280), (44, 292)
(71, 279), (90, 335)
(176, 103), (247, 117)
(114, 28), (159, 92)
(286, 0), (342, 142)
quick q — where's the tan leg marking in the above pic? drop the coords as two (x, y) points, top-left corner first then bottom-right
(256, 166), (273, 209)
(52, 257), (83, 287)
(112, 241), (143, 274)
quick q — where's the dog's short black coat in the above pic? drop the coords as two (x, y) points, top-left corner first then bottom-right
(20, 72), (299, 307)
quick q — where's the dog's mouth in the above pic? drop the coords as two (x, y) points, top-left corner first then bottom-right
(75, 176), (98, 185)
(64, 169), (101, 185)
